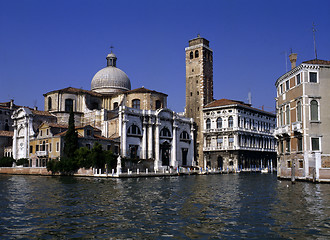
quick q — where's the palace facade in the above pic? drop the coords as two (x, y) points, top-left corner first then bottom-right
(275, 53), (330, 181)
(203, 99), (276, 170)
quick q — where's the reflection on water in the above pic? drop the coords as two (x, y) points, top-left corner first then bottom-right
(0, 174), (329, 239)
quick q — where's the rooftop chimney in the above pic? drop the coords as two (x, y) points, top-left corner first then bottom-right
(289, 53), (297, 69)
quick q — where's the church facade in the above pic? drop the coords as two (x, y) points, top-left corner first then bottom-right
(11, 50), (195, 171)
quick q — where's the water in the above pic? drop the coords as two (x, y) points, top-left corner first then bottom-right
(0, 173), (329, 239)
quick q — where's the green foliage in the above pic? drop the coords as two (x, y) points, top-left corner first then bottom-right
(75, 147), (92, 169)
(105, 150), (116, 170)
(90, 142), (106, 169)
(47, 159), (60, 174)
(16, 158), (29, 167)
(63, 109), (78, 159)
(0, 157), (15, 167)
(46, 143), (117, 175)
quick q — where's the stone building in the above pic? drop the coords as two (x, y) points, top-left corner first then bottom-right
(203, 99), (276, 170)
(275, 53), (330, 181)
(0, 100), (20, 157)
(185, 35), (213, 166)
(11, 50), (194, 171)
(28, 123), (119, 167)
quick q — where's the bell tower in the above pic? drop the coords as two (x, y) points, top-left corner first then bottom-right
(185, 35), (213, 167)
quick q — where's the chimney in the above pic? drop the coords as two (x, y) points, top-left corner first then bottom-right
(289, 53), (297, 69)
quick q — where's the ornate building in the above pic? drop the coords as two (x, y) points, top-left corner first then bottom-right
(203, 99), (276, 170)
(12, 50), (195, 171)
(275, 54), (330, 181)
(185, 35), (213, 166)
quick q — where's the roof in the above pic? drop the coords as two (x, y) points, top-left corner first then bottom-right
(302, 59), (330, 65)
(204, 98), (275, 116)
(44, 87), (102, 97)
(31, 109), (56, 117)
(126, 87), (168, 96)
(205, 99), (250, 108)
(0, 130), (14, 137)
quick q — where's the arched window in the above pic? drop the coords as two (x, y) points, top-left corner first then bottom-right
(65, 99), (73, 112)
(48, 97), (52, 111)
(127, 124), (141, 135)
(216, 117), (222, 128)
(310, 100), (319, 120)
(132, 99), (140, 109)
(113, 102), (118, 109)
(195, 50), (199, 58)
(228, 116), (233, 128)
(160, 127), (171, 137)
(297, 101), (302, 122)
(206, 137), (211, 147)
(180, 131), (189, 141)
(286, 105), (290, 124)
(206, 119), (211, 129)
(155, 100), (161, 110)
(190, 51), (193, 59)
(4, 123), (9, 131)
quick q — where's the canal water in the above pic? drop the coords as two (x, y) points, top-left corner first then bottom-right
(0, 173), (329, 239)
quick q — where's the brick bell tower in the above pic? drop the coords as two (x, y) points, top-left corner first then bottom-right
(185, 35), (213, 167)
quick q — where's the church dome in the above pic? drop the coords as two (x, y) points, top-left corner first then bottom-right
(91, 51), (131, 94)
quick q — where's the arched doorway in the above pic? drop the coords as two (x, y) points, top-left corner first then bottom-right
(161, 142), (171, 166)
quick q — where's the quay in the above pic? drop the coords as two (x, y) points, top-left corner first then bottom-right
(0, 166), (274, 178)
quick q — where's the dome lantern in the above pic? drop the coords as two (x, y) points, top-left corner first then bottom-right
(91, 51), (131, 95)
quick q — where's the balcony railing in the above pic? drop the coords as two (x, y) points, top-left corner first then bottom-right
(36, 150), (48, 156)
(292, 121), (303, 133)
(274, 124), (290, 136)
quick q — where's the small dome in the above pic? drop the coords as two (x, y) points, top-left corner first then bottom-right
(91, 52), (131, 94)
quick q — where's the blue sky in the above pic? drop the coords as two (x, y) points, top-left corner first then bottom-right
(1, 0), (330, 113)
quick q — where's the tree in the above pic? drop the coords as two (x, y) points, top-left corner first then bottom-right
(90, 142), (106, 169)
(75, 147), (92, 169)
(63, 109), (78, 159)
(0, 157), (15, 167)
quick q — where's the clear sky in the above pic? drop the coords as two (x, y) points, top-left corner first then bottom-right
(1, 0), (330, 113)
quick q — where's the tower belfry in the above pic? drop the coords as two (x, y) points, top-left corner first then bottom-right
(185, 35), (213, 166)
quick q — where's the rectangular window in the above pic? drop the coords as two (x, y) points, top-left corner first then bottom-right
(36, 145), (39, 151)
(107, 145), (111, 151)
(56, 142), (59, 152)
(297, 137), (302, 152)
(287, 161), (292, 168)
(286, 80), (290, 91)
(280, 141), (283, 153)
(30, 145), (33, 154)
(296, 74), (301, 84)
(299, 160), (304, 168)
(310, 72), (317, 83)
(311, 138), (320, 151)
(46, 129), (49, 135)
(280, 84), (283, 94)
(286, 139), (290, 153)
(40, 130), (43, 137)
(49, 143), (52, 152)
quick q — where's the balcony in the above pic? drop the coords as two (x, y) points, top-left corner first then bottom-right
(36, 150), (48, 157)
(292, 121), (303, 133)
(274, 124), (290, 137)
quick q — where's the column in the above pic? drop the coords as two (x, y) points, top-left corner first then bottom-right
(148, 116), (154, 159)
(12, 124), (17, 160)
(154, 119), (160, 171)
(189, 121), (195, 166)
(122, 110), (127, 157)
(171, 122), (177, 168)
(24, 120), (29, 159)
(142, 121), (147, 159)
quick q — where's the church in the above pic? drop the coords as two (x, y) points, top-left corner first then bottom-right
(11, 50), (195, 171)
